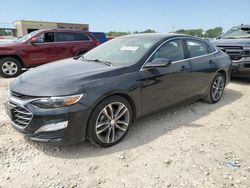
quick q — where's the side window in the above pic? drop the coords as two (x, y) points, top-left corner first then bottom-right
(44, 32), (54, 42)
(74, 33), (90, 41)
(186, 40), (208, 57)
(36, 32), (54, 43)
(55, 32), (75, 42)
(150, 39), (185, 62)
(208, 44), (217, 53)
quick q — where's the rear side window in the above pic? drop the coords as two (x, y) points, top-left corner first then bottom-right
(55, 32), (90, 42)
(74, 33), (90, 41)
(151, 39), (185, 62)
(186, 40), (208, 57)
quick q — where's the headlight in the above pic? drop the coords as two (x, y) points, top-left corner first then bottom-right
(31, 94), (84, 108)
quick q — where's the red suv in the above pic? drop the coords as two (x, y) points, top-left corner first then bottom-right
(0, 29), (100, 78)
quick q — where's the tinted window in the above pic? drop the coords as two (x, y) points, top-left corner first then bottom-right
(55, 32), (90, 42)
(74, 33), (90, 41)
(92, 33), (105, 40)
(208, 44), (217, 53)
(36, 32), (54, 43)
(151, 39), (185, 62)
(186, 40), (208, 57)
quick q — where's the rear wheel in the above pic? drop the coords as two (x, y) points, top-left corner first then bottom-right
(87, 96), (132, 147)
(0, 57), (22, 78)
(203, 73), (225, 103)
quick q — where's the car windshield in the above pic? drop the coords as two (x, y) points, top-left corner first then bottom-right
(222, 26), (250, 39)
(82, 37), (158, 65)
(15, 30), (40, 43)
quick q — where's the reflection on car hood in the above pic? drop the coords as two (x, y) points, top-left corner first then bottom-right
(10, 58), (125, 96)
(213, 38), (250, 46)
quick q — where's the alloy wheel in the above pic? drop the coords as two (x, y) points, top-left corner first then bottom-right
(212, 75), (225, 102)
(2, 61), (18, 75)
(95, 102), (130, 144)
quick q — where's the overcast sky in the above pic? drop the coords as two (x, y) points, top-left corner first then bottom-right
(0, 0), (249, 32)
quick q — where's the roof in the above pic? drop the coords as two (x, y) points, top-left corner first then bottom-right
(0, 23), (15, 29)
(121, 33), (187, 39)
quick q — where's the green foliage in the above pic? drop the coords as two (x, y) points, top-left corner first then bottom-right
(204, 27), (223, 38)
(106, 31), (130, 37)
(106, 29), (156, 37)
(106, 27), (223, 38)
(175, 27), (223, 38)
(175, 29), (204, 37)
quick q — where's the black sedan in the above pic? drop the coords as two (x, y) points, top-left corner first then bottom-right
(5, 33), (231, 147)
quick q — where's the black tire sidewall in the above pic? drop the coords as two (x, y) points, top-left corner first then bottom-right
(0, 57), (22, 78)
(87, 96), (132, 147)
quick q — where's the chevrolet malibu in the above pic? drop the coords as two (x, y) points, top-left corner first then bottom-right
(5, 34), (231, 147)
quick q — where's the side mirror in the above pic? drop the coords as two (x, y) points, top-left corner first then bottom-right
(30, 37), (43, 45)
(144, 58), (172, 68)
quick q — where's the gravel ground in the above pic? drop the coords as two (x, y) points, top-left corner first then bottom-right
(0, 77), (249, 188)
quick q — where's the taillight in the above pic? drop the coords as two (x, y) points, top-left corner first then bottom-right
(95, 41), (101, 46)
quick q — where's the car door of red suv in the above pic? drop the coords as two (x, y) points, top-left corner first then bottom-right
(53, 32), (76, 60)
(53, 32), (95, 60)
(24, 32), (56, 66)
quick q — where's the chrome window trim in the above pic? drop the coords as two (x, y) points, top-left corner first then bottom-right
(140, 37), (218, 70)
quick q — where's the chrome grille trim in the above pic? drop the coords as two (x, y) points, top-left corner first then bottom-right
(9, 102), (33, 128)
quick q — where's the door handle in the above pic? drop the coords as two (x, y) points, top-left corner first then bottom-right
(181, 66), (189, 72)
(209, 60), (215, 64)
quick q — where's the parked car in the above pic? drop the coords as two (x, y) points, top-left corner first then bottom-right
(213, 25), (250, 77)
(0, 29), (100, 78)
(5, 33), (231, 147)
(91, 32), (108, 43)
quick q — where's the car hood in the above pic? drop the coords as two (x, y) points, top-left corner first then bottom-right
(10, 58), (126, 96)
(0, 40), (18, 46)
(213, 38), (250, 47)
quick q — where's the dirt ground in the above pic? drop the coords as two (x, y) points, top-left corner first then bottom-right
(0, 77), (249, 188)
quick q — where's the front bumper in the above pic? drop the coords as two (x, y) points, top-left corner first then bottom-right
(231, 57), (250, 77)
(5, 95), (91, 145)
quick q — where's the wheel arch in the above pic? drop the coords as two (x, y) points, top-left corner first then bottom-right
(0, 55), (24, 68)
(85, 92), (137, 139)
(216, 69), (227, 84)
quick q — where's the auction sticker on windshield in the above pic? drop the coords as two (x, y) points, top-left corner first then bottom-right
(120, 46), (139, 51)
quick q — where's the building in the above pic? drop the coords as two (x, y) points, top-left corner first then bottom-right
(0, 20), (89, 37)
(0, 23), (16, 37)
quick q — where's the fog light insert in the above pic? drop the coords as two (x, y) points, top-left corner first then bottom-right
(35, 121), (68, 134)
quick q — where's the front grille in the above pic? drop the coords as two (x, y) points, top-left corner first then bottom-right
(217, 46), (244, 61)
(9, 102), (32, 127)
(11, 91), (36, 100)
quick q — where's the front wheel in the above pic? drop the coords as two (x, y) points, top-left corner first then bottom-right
(87, 96), (132, 147)
(0, 57), (22, 78)
(203, 73), (225, 103)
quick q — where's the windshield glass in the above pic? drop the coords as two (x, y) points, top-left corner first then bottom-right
(15, 30), (40, 43)
(82, 37), (158, 65)
(222, 26), (250, 39)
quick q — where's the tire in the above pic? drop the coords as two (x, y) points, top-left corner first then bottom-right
(87, 96), (132, 147)
(0, 57), (22, 78)
(203, 73), (225, 104)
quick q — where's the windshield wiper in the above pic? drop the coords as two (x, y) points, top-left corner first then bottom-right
(83, 58), (112, 66)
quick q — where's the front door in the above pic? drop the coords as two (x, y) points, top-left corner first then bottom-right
(24, 32), (56, 66)
(140, 39), (191, 115)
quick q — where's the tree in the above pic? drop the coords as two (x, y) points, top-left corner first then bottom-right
(175, 29), (204, 37)
(204, 27), (223, 38)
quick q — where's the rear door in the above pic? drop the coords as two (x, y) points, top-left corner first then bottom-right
(184, 39), (217, 95)
(53, 32), (76, 60)
(54, 32), (94, 58)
